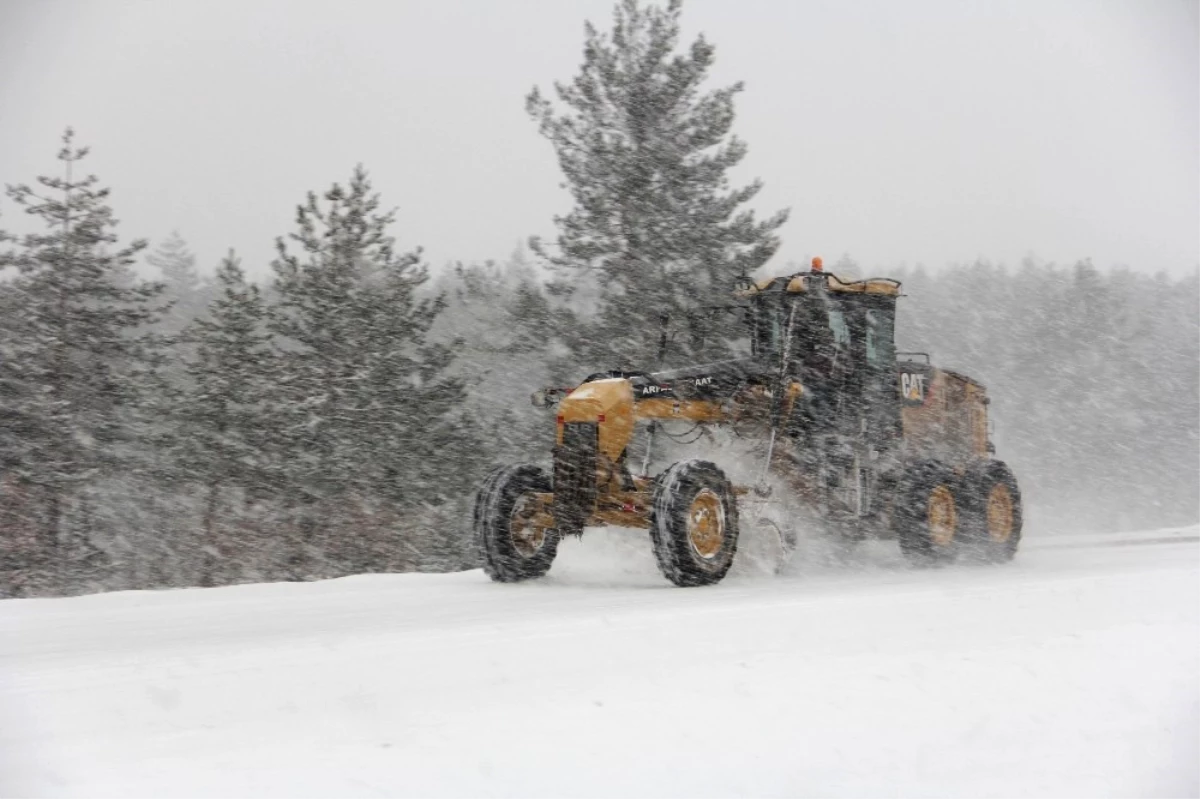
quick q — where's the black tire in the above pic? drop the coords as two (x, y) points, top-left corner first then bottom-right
(649, 460), (740, 587)
(474, 464), (559, 583)
(896, 460), (962, 567)
(959, 460), (1023, 563)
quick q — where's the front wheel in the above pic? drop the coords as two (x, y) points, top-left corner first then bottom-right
(650, 460), (740, 587)
(474, 464), (559, 583)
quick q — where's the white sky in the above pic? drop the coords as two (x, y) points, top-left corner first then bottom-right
(1, 0), (1196, 280)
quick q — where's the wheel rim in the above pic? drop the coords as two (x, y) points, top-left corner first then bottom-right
(509, 495), (547, 558)
(927, 485), (957, 547)
(687, 489), (725, 560)
(986, 483), (1014, 543)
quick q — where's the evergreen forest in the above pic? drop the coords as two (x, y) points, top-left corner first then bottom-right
(1, 0), (1195, 598)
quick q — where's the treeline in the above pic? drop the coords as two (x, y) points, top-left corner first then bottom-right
(893, 259), (1198, 534)
(0, 137), (1196, 598)
(0, 144), (495, 595)
(1, 0), (1196, 597)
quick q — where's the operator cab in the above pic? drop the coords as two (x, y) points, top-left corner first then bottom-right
(740, 262), (902, 445)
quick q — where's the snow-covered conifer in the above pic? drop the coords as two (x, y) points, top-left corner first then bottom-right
(268, 166), (469, 574)
(527, 0), (788, 369)
(147, 231), (214, 340)
(0, 130), (167, 581)
(179, 251), (273, 584)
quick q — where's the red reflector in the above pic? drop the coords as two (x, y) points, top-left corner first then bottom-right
(556, 415), (564, 424)
(621, 503), (636, 512)
(597, 414), (605, 423)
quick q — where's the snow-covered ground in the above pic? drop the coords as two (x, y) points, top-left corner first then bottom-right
(2, 526), (1197, 798)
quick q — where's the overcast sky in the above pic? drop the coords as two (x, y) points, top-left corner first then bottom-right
(1, 0), (1196, 281)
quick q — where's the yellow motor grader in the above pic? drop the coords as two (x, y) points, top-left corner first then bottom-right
(473, 260), (1022, 586)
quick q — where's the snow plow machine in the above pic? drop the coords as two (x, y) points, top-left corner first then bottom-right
(473, 259), (1022, 586)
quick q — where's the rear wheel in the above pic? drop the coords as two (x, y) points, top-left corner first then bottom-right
(650, 460), (740, 587)
(896, 461), (962, 567)
(474, 464), (559, 583)
(960, 460), (1023, 563)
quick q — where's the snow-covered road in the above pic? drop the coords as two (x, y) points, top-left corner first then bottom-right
(2, 527), (1197, 798)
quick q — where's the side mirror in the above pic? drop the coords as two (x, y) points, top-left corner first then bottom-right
(531, 387), (572, 408)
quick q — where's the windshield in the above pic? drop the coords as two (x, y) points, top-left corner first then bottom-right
(752, 294), (843, 363)
(751, 295), (787, 358)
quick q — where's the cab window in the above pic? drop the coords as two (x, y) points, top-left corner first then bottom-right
(865, 308), (895, 367)
(829, 308), (851, 348)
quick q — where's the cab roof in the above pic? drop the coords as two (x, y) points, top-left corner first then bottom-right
(737, 271), (902, 298)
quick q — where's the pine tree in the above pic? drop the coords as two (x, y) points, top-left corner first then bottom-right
(147, 231), (213, 339)
(140, 232), (215, 567)
(0, 255), (41, 596)
(527, 0), (788, 370)
(268, 166), (468, 575)
(0, 130), (166, 582)
(179, 251), (273, 585)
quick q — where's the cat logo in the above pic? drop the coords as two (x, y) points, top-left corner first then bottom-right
(693, 376), (713, 387)
(901, 372), (926, 403)
(641, 384), (663, 396)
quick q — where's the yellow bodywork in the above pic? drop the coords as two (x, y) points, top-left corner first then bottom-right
(556, 378), (636, 462)
(556, 378), (739, 461)
(556, 376), (806, 467)
(635, 398), (729, 424)
(553, 377), (738, 530)
(900, 368), (991, 459)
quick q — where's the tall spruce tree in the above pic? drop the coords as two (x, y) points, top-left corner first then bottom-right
(268, 166), (469, 574)
(527, 0), (788, 369)
(143, 232), (213, 545)
(0, 130), (166, 575)
(180, 251), (273, 585)
(147, 231), (213, 340)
